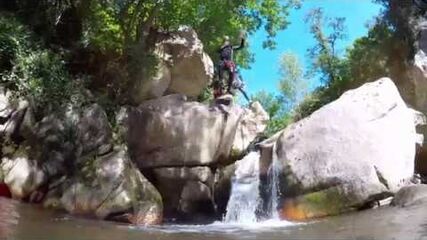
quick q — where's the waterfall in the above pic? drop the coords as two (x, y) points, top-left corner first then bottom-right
(224, 147), (283, 223)
(224, 152), (261, 223)
(267, 143), (281, 220)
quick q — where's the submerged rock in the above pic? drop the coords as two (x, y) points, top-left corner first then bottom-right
(264, 78), (420, 220)
(391, 184), (427, 207)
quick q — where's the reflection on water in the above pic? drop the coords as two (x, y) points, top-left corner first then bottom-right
(0, 198), (18, 238)
(1, 197), (427, 240)
(418, 223), (427, 238)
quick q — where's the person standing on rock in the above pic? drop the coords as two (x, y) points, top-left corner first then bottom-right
(214, 31), (246, 98)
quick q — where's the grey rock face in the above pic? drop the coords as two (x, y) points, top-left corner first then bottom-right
(392, 184), (427, 207)
(45, 147), (163, 225)
(127, 94), (244, 168)
(133, 27), (214, 103)
(260, 79), (421, 220)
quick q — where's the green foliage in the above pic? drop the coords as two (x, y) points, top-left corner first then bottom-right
(13, 0), (78, 44)
(7, 50), (71, 106)
(278, 51), (307, 110)
(82, 1), (124, 53)
(266, 113), (292, 136)
(0, 12), (30, 69)
(251, 51), (306, 136)
(252, 91), (282, 118)
(2, 0), (300, 109)
(294, 0), (420, 120)
(293, 4), (405, 121)
(0, 14), (72, 113)
(293, 86), (335, 121)
(304, 8), (347, 84)
(197, 86), (213, 103)
(7, 0), (300, 106)
(344, 22), (394, 89)
(80, 0), (300, 66)
(292, 8), (350, 120)
(251, 90), (292, 136)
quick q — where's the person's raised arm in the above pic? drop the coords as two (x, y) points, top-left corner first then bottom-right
(233, 30), (246, 50)
(233, 38), (245, 50)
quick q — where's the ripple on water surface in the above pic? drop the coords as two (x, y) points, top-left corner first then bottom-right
(130, 219), (299, 234)
(3, 197), (427, 240)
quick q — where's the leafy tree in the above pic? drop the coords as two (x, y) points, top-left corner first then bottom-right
(0, 13), (74, 114)
(252, 91), (282, 119)
(267, 2), (419, 125)
(292, 8), (349, 120)
(278, 51), (307, 110)
(251, 90), (291, 136)
(343, 22), (394, 89)
(15, 0), (300, 64)
(304, 8), (347, 85)
(3, 0), (303, 105)
(294, 3), (410, 120)
(251, 51), (306, 136)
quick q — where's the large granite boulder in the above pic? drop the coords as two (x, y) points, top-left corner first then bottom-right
(150, 166), (215, 222)
(0, 87), (17, 120)
(391, 184), (427, 207)
(133, 27), (214, 103)
(268, 78), (420, 220)
(160, 27), (214, 97)
(125, 94), (269, 222)
(1, 148), (46, 200)
(213, 163), (236, 216)
(410, 50), (427, 177)
(127, 94), (244, 168)
(44, 147), (163, 225)
(232, 101), (269, 154)
(5, 103), (114, 182)
(0, 90), (29, 142)
(0, 99), (163, 225)
(388, 2), (427, 178)
(76, 104), (113, 156)
(132, 61), (171, 102)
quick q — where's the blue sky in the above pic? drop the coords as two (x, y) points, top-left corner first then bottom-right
(240, 0), (383, 98)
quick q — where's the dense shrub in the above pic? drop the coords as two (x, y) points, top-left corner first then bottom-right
(0, 14), (73, 113)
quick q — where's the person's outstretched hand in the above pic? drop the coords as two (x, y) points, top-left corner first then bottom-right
(239, 30), (246, 39)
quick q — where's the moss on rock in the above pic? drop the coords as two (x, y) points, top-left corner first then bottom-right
(280, 186), (358, 221)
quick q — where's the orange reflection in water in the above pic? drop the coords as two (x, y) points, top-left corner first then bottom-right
(0, 197), (18, 239)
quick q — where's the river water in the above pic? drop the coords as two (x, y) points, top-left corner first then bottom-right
(1, 197), (427, 240)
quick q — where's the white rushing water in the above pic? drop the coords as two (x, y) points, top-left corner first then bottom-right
(224, 149), (285, 224)
(267, 144), (281, 220)
(224, 151), (261, 223)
